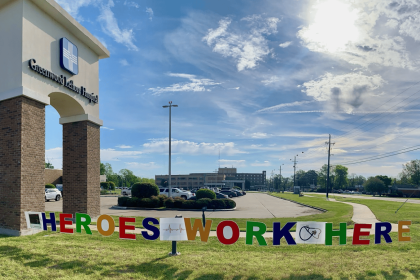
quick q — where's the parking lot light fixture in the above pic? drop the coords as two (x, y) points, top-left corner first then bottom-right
(163, 101), (178, 198)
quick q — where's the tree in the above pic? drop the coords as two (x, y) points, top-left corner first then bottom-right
(317, 164), (330, 189)
(400, 160), (420, 185)
(334, 165), (348, 190)
(364, 177), (387, 196)
(100, 163), (106, 175)
(375, 175), (392, 187)
(304, 170), (318, 186)
(45, 162), (54, 169)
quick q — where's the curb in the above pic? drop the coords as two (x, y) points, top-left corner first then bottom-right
(268, 194), (327, 212)
(111, 205), (236, 211)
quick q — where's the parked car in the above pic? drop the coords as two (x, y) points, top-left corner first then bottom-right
(219, 190), (237, 198)
(122, 187), (131, 196)
(159, 188), (194, 199)
(45, 188), (61, 202)
(215, 192), (228, 199)
(232, 189), (244, 196)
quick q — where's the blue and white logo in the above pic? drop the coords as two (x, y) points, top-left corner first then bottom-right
(60, 38), (78, 75)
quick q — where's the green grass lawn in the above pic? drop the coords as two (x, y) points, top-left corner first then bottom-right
(1, 228), (420, 280)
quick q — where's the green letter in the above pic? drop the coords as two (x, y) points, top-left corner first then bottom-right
(246, 221), (267, 246)
(76, 213), (92, 235)
(325, 222), (346, 245)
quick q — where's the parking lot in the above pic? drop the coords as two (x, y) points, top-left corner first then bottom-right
(45, 192), (322, 218)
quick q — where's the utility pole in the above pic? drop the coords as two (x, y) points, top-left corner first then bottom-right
(291, 156), (297, 187)
(163, 101), (178, 198)
(325, 134), (335, 199)
(280, 164), (284, 192)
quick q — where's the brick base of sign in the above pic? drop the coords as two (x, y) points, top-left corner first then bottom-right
(0, 96), (45, 235)
(63, 121), (100, 218)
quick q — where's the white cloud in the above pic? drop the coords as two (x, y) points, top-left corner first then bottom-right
(98, 0), (138, 51)
(302, 72), (385, 113)
(116, 145), (133, 148)
(55, 0), (95, 21)
(46, 147), (63, 169)
(124, 1), (139, 8)
(202, 15), (280, 71)
(126, 162), (160, 169)
(148, 73), (220, 95)
(100, 148), (142, 161)
(256, 101), (315, 113)
(143, 139), (245, 155)
(119, 59), (129, 66)
(218, 159), (246, 167)
(101, 126), (115, 130)
(251, 160), (271, 167)
(279, 41), (292, 48)
(250, 132), (269, 139)
(146, 7), (154, 21)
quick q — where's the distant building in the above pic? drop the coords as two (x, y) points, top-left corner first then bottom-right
(155, 167), (266, 190)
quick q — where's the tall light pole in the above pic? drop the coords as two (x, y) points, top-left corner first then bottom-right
(280, 164), (284, 192)
(290, 152), (303, 191)
(163, 101), (178, 198)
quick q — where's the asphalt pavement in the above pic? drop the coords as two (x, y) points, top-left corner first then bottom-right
(45, 192), (322, 218)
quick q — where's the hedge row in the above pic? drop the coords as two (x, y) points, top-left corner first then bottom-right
(118, 195), (236, 209)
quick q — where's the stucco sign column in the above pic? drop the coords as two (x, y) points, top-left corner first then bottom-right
(0, 0), (109, 236)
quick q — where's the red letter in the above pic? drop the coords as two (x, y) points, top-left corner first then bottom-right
(216, 221), (240, 245)
(352, 224), (371, 245)
(60, 213), (74, 234)
(119, 217), (136, 240)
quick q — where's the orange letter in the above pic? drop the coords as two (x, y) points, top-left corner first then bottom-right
(184, 218), (212, 242)
(97, 215), (115, 237)
(398, 221), (411, 242)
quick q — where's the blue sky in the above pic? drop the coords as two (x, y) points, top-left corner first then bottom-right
(47, 0), (420, 180)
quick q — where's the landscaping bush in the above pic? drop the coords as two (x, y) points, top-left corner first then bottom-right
(108, 181), (116, 191)
(131, 182), (159, 199)
(100, 182), (109, 190)
(174, 197), (184, 208)
(100, 190), (108, 195)
(165, 197), (175, 208)
(182, 200), (196, 209)
(210, 199), (226, 209)
(156, 195), (167, 207)
(118, 196), (130, 206)
(126, 197), (139, 207)
(196, 189), (216, 200)
(316, 188), (326, 193)
(150, 196), (161, 208)
(137, 198), (152, 208)
(45, 184), (55, 189)
(221, 199), (236, 209)
(196, 198), (212, 209)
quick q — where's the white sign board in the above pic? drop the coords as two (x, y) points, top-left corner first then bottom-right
(295, 222), (326, 244)
(160, 218), (188, 241)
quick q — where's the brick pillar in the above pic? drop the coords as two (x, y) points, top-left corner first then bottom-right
(0, 96), (45, 236)
(63, 121), (100, 217)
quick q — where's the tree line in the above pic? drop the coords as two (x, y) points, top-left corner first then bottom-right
(100, 163), (155, 188)
(267, 159), (420, 194)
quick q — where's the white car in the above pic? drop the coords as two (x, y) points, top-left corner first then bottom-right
(45, 188), (61, 202)
(122, 187), (131, 196)
(159, 188), (194, 199)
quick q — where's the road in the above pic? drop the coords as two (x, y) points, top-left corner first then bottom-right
(45, 193), (321, 218)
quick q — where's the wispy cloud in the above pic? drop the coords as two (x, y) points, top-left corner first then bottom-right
(124, 1), (139, 8)
(250, 160), (271, 166)
(279, 41), (292, 48)
(146, 7), (154, 21)
(98, 0), (138, 51)
(101, 126), (115, 130)
(256, 101), (315, 113)
(126, 161), (160, 169)
(143, 139), (245, 155)
(148, 73), (220, 95)
(100, 148), (142, 161)
(46, 147), (63, 169)
(218, 159), (246, 167)
(119, 59), (129, 66)
(116, 145), (133, 148)
(55, 0), (95, 21)
(202, 15), (280, 71)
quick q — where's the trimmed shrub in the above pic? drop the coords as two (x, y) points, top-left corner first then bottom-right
(156, 195), (167, 207)
(108, 181), (116, 191)
(165, 197), (175, 208)
(131, 182), (159, 199)
(100, 190), (108, 195)
(182, 200), (196, 209)
(126, 197), (139, 207)
(137, 198), (152, 208)
(210, 199), (226, 209)
(174, 197), (184, 208)
(118, 196), (130, 206)
(45, 184), (55, 189)
(221, 199), (236, 209)
(196, 189), (216, 200)
(150, 196), (161, 208)
(100, 182), (109, 190)
(196, 198), (212, 209)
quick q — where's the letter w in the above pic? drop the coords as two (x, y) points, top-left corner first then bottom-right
(184, 218), (212, 242)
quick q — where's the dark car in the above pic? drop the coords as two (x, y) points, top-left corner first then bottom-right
(215, 192), (228, 199)
(232, 189), (243, 196)
(219, 190), (237, 198)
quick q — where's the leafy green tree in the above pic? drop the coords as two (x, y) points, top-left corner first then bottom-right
(317, 164), (330, 188)
(400, 160), (420, 185)
(375, 175), (392, 187)
(334, 165), (348, 189)
(364, 177), (387, 196)
(100, 163), (106, 175)
(304, 170), (318, 186)
(45, 162), (54, 169)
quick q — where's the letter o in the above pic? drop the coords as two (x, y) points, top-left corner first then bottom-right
(97, 214), (115, 236)
(216, 221), (240, 245)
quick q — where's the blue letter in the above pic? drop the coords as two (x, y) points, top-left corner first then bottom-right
(375, 222), (392, 244)
(273, 222), (296, 245)
(42, 212), (56, 231)
(142, 217), (159, 240)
